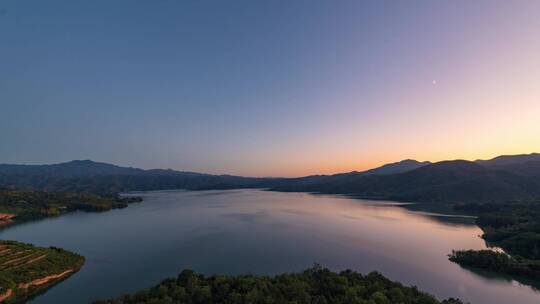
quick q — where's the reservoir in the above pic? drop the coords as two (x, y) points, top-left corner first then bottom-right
(1, 189), (538, 303)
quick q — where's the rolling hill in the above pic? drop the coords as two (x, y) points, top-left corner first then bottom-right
(1, 154), (539, 204)
(476, 153), (540, 167)
(0, 160), (273, 194)
(270, 159), (540, 203)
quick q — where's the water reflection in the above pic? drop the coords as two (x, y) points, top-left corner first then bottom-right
(0, 189), (538, 304)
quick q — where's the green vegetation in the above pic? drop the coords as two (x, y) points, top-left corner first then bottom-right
(0, 188), (142, 226)
(450, 202), (540, 281)
(449, 250), (540, 278)
(1, 155), (539, 301)
(94, 266), (464, 304)
(0, 240), (85, 303)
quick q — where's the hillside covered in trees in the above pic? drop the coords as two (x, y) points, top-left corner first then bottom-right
(0, 240), (84, 303)
(94, 266), (465, 304)
(449, 202), (540, 282)
(0, 188), (141, 226)
(0, 160), (273, 195)
(270, 156), (540, 204)
(1, 154), (539, 204)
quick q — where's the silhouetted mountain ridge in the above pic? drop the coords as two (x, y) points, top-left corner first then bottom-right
(1, 154), (539, 203)
(270, 159), (540, 203)
(362, 159), (431, 175)
(476, 153), (540, 167)
(0, 160), (254, 193)
(0, 160), (144, 177)
(475, 153), (540, 178)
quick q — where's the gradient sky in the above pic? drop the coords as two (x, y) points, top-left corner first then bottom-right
(1, 0), (539, 177)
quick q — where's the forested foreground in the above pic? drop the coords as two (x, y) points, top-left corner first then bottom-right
(0, 188), (141, 226)
(95, 266), (465, 304)
(0, 240), (84, 303)
(450, 202), (540, 281)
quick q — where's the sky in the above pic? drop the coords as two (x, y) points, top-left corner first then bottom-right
(1, 0), (539, 177)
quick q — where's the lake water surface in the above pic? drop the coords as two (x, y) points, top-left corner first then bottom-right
(1, 189), (539, 303)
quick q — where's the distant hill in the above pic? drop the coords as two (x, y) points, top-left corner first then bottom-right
(361, 159), (431, 175)
(0, 158), (430, 194)
(271, 159), (540, 204)
(475, 153), (540, 178)
(488, 161), (540, 178)
(0, 160), (144, 177)
(257, 159), (432, 188)
(476, 153), (540, 167)
(1, 154), (539, 204)
(0, 160), (274, 194)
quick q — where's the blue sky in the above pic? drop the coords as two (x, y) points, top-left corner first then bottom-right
(1, 1), (539, 176)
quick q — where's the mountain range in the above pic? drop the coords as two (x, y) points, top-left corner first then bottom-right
(1, 153), (539, 204)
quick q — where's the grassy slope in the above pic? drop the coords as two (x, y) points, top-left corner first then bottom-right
(0, 240), (85, 303)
